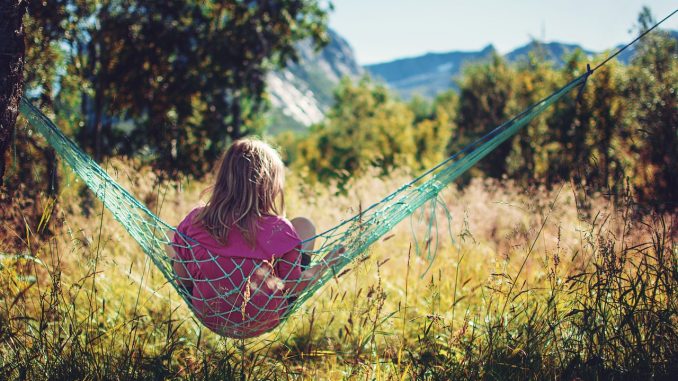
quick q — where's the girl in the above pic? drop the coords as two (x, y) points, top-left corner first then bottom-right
(168, 139), (342, 338)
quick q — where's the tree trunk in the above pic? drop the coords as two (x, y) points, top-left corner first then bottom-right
(0, 0), (28, 186)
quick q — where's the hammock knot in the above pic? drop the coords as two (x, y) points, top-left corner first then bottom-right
(576, 63), (594, 104)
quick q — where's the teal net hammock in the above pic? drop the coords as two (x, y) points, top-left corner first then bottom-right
(19, 73), (588, 339)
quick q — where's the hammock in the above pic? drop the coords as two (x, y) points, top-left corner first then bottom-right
(19, 73), (587, 338)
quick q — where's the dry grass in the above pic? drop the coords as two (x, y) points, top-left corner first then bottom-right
(0, 162), (675, 380)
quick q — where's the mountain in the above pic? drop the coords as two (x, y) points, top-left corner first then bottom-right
(365, 30), (677, 100)
(365, 41), (596, 100)
(505, 41), (596, 64)
(614, 29), (678, 64)
(266, 29), (363, 133)
(266, 28), (677, 132)
(365, 46), (495, 99)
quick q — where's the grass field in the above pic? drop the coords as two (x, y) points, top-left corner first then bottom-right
(0, 163), (675, 380)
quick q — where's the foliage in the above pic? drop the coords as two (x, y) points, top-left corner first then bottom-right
(505, 54), (559, 182)
(0, 169), (675, 380)
(623, 9), (678, 209)
(453, 53), (515, 179)
(0, 1), (71, 254)
(23, 0), (330, 177)
(411, 93), (455, 170)
(294, 78), (461, 190)
(14, 4), (676, 208)
(544, 52), (627, 193)
(296, 78), (417, 189)
(290, 23), (676, 209)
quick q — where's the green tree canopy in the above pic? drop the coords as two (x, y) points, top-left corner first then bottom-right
(624, 8), (678, 207)
(28, 0), (330, 177)
(453, 53), (515, 179)
(297, 78), (416, 189)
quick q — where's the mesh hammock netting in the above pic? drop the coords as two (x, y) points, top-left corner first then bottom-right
(19, 73), (587, 338)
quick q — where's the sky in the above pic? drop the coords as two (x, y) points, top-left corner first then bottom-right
(328, 1), (678, 65)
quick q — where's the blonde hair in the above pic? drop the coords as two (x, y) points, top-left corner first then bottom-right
(195, 139), (285, 245)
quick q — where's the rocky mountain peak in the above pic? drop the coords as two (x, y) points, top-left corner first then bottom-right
(266, 29), (363, 132)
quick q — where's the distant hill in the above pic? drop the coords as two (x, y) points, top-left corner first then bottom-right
(365, 41), (595, 100)
(265, 29), (363, 133)
(365, 45), (495, 99)
(365, 29), (677, 100)
(504, 41), (596, 65)
(266, 28), (677, 132)
(613, 29), (678, 64)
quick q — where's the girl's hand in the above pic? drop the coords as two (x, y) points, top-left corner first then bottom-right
(323, 245), (346, 268)
(287, 246), (346, 296)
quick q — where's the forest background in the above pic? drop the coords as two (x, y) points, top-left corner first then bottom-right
(1, 2), (675, 213)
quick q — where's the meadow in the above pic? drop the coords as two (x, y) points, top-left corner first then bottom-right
(1, 161), (675, 380)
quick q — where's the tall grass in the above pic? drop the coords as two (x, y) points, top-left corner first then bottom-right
(0, 163), (675, 380)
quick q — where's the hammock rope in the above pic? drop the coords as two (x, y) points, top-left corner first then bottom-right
(19, 11), (673, 337)
(18, 75), (585, 338)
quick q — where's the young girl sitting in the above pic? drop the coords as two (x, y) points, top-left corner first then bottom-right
(168, 139), (342, 338)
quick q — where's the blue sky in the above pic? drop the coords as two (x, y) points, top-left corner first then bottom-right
(329, 1), (678, 65)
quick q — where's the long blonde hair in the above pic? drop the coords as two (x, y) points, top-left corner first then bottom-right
(195, 139), (285, 245)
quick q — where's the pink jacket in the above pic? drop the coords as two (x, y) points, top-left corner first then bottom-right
(172, 208), (302, 338)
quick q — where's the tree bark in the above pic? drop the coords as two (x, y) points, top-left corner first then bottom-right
(0, 0), (27, 186)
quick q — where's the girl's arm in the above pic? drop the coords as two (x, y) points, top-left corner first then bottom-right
(284, 246), (345, 296)
(165, 230), (193, 294)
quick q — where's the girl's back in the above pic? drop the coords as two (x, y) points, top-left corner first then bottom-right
(173, 207), (303, 338)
